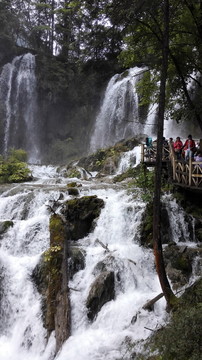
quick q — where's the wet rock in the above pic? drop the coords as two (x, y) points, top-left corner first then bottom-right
(0, 221), (14, 236)
(64, 166), (81, 179)
(67, 187), (79, 196)
(61, 195), (104, 241)
(86, 271), (115, 321)
(92, 255), (116, 275)
(139, 202), (172, 247)
(77, 137), (140, 175)
(163, 243), (198, 290)
(68, 247), (86, 279)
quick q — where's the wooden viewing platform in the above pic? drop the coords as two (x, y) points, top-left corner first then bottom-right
(141, 143), (202, 190)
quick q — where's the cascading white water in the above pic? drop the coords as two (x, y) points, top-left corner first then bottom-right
(0, 53), (40, 163)
(90, 67), (147, 152)
(0, 166), (168, 360)
(116, 145), (142, 175)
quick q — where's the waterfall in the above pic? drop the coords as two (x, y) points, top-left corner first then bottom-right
(116, 145), (142, 175)
(90, 67), (147, 152)
(0, 166), (169, 360)
(89, 67), (202, 154)
(0, 53), (40, 163)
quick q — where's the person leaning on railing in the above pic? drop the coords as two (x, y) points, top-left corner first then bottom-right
(194, 151), (202, 168)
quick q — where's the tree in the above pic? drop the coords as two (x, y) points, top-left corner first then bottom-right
(114, 0), (178, 309)
(115, 0), (202, 130)
(152, 0), (177, 310)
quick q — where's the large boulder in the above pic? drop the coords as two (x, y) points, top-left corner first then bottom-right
(0, 221), (13, 237)
(163, 243), (198, 289)
(86, 271), (115, 321)
(61, 195), (104, 240)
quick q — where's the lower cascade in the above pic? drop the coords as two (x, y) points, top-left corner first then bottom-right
(0, 159), (200, 360)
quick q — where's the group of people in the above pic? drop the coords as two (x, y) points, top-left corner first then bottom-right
(170, 134), (202, 163)
(145, 135), (202, 164)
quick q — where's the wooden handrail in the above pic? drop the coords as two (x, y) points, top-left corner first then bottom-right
(141, 142), (202, 188)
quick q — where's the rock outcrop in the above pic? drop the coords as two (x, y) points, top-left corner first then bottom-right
(86, 271), (115, 321)
(61, 195), (104, 240)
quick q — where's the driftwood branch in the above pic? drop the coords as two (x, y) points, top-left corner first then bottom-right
(128, 259), (136, 266)
(95, 239), (110, 252)
(68, 287), (81, 292)
(142, 293), (164, 311)
(144, 326), (155, 332)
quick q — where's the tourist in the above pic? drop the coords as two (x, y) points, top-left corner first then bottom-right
(169, 137), (174, 147)
(173, 137), (183, 159)
(182, 135), (196, 161)
(194, 151), (202, 168)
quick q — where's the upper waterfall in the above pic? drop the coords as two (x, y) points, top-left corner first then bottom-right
(89, 67), (151, 152)
(0, 53), (41, 163)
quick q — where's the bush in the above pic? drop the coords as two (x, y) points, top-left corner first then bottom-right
(147, 279), (202, 360)
(7, 148), (28, 162)
(0, 149), (31, 183)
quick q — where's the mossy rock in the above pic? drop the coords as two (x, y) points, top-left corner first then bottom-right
(67, 182), (78, 188)
(61, 195), (104, 240)
(67, 187), (79, 196)
(65, 167), (81, 179)
(113, 166), (141, 183)
(139, 202), (153, 247)
(77, 137), (140, 174)
(0, 221), (14, 235)
(49, 214), (67, 246)
(139, 202), (171, 248)
(163, 244), (199, 289)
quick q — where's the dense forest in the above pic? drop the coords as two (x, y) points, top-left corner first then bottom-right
(0, 0), (202, 163)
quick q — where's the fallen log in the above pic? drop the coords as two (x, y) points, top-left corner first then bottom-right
(142, 293), (164, 311)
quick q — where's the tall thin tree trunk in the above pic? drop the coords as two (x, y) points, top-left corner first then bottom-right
(153, 0), (177, 311)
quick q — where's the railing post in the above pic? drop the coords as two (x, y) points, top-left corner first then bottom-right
(141, 144), (144, 162)
(189, 156), (192, 186)
(173, 159), (176, 180)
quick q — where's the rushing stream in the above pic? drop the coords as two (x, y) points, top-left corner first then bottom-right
(0, 165), (169, 360)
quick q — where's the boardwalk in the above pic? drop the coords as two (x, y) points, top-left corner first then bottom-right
(141, 143), (202, 189)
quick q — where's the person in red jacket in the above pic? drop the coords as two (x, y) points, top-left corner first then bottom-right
(173, 137), (183, 159)
(182, 134), (196, 161)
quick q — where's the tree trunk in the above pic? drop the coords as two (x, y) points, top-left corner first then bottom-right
(152, 0), (177, 311)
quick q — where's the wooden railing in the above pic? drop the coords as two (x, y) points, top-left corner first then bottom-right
(141, 143), (170, 163)
(141, 143), (202, 189)
(170, 146), (202, 188)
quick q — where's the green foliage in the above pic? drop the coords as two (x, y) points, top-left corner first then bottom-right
(145, 279), (202, 360)
(0, 149), (31, 184)
(136, 70), (158, 107)
(128, 164), (154, 202)
(44, 245), (62, 262)
(8, 148), (28, 162)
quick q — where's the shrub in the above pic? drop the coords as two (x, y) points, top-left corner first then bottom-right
(0, 149), (31, 183)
